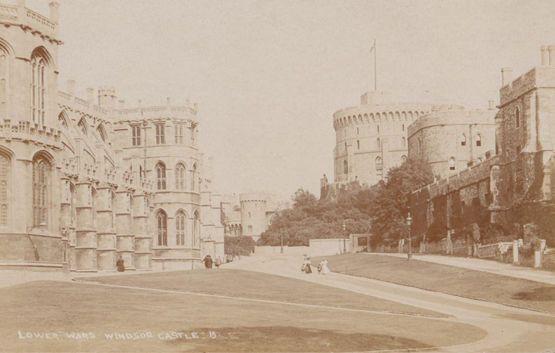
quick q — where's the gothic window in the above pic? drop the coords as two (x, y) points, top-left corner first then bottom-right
(191, 163), (197, 191)
(461, 134), (467, 146)
(376, 137), (381, 149)
(96, 124), (107, 142)
(156, 210), (168, 246)
(175, 211), (186, 246)
(156, 162), (166, 190)
(0, 152), (9, 225)
(78, 118), (87, 135)
(58, 112), (68, 128)
(155, 123), (165, 144)
(356, 127), (359, 135)
(193, 211), (200, 247)
(357, 140), (360, 150)
(402, 137), (406, 147)
(175, 123), (184, 144)
(402, 124), (405, 131)
(343, 160), (348, 174)
(449, 157), (456, 171)
(33, 155), (50, 227)
(175, 163), (186, 190)
(31, 50), (48, 126)
(515, 107), (520, 128)
(377, 124), (380, 133)
(131, 125), (141, 146)
(0, 48), (8, 119)
(475, 134), (482, 147)
(375, 156), (383, 171)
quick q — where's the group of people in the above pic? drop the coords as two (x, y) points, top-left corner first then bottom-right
(301, 255), (330, 275)
(202, 254), (223, 269)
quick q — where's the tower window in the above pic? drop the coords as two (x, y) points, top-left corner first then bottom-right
(0, 152), (9, 225)
(33, 154), (50, 226)
(175, 163), (186, 190)
(175, 123), (184, 144)
(131, 125), (141, 146)
(449, 157), (456, 171)
(156, 162), (166, 190)
(156, 210), (168, 246)
(155, 123), (166, 144)
(175, 211), (186, 246)
(357, 140), (360, 150)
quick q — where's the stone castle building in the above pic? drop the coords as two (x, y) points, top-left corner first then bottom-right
(0, 0), (224, 271)
(221, 193), (281, 242)
(410, 45), (555, 239)
(408, 106), (496, 180)
(330, 90), (434, 189)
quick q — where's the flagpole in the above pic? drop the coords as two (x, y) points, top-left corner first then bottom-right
(373, 39), (377, 91)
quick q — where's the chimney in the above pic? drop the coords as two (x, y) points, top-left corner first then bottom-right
(49, 1), (60, 23)
(549, 45), (555, 67)
(488, 100), (495, 110)
(66, 80), (76, 96)
(86, 87), (95, 104)
(501, 67), (513, 86)
(541, 46), (549, 66)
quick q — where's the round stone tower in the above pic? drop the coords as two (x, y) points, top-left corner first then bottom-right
(239, 193), (267, 241)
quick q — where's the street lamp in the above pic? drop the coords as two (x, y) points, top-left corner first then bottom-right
(342, 221), (347, 253)
(280, 233), (284, 254)
(406, 212), (413, 260)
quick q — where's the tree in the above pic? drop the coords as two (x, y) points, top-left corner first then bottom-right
(367, 159), (433, 246)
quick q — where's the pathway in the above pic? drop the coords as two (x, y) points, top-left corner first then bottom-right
(224, 253), (555, 353)
(372, 252), (555, 285)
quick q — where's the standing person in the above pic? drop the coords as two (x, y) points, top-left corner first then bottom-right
(215, 256), (222, 269)
(302, 256), (312, 274)
(203, 255), (213, 269)
(116, 255), (125, 272)
(320, 259), (330, 274)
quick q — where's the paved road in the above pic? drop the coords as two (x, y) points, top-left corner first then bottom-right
(225, 253), (555, 353)
(374, 252), (555, 285)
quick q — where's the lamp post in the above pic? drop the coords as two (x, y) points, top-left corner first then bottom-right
(406, 212), (413, 260)
(342, 221), (347, 254)
(280, 233), (284, 254)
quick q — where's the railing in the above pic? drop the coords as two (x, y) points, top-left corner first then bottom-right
(0, 4), (57, 36)
(26, 8), (55, 32)
(0, 119), (61, 146)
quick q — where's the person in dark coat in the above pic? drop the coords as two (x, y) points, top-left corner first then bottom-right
(116, 256), (125, 272)
(203, 255), (213, 269)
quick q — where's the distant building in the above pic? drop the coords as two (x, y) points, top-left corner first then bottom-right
(408, 106), (496, 180)
(411, 45), (555, 237)
(222, 193), (285, 242)
(332, 91), (434, 188)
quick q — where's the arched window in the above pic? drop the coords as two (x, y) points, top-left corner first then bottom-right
(461, 134), (467, 146)
(58, 112), (68, 128)
(449, 157), (456, 171)
(156, 210), (167, 246)
(175, 211), (186, 246)
(33, 154), (50, 226)
(191, 163), (197, 191)
(155, 162), (166, 190)
(402, 137), (406, 147)
(343, 160), (348, 174)
(375, 156), (383, 171)
(96, 124), (107, 142)
(175, 163), (186, 190)
(376, 137), (381, 149)
(193, 211), (200, 247)
(357, 140), (360, 150)
(31, 48), (49, 126)
(0, 47), (9, 119)
(475, 134), (482, 147)
(0, 152), (9, 225)
(515, 107), (520, 128)
(78, 118), (87, 135)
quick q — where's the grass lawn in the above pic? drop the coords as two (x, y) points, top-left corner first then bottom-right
(81, 269), (443, 317)
(315, 253), (555, 314)
(0, 271), (485, 352)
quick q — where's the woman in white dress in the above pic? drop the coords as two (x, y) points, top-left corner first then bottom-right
(320, 259), (330, 274)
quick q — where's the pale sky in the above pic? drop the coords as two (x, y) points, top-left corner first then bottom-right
(26, 0), (555, 200)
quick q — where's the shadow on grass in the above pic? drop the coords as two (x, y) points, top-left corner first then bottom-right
(513, 287), (555, 301)
(170, 326), (432, 352)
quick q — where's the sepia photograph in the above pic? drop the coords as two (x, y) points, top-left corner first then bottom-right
(0, 0), (554, 352)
